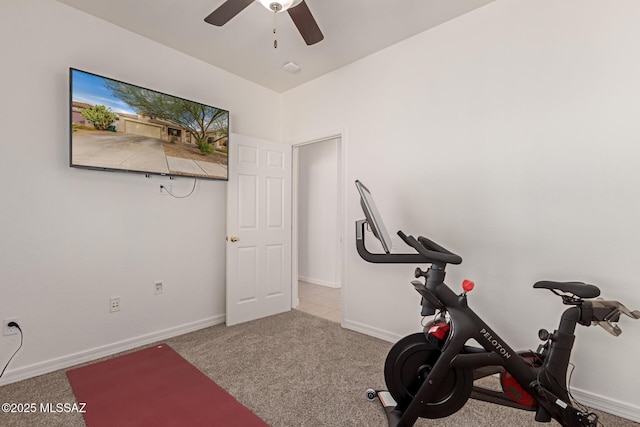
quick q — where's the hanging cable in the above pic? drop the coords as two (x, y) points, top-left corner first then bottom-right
(0, 323), (23, 379)
(161, 179), (197, 199)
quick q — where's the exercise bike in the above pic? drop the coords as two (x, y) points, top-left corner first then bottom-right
(354, 180), (640, 427)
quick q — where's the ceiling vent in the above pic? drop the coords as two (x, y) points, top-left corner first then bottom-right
(283, 62), (301, 73)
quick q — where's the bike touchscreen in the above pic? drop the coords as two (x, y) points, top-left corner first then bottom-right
(355, 180), (393, 254)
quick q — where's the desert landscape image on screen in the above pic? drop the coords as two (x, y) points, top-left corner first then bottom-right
(70, 68), (229, 180)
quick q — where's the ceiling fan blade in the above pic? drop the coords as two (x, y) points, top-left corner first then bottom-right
(204, 0), (254, 26)
(288, 1), (324, 45)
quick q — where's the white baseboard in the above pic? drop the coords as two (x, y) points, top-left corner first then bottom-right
(571, 387), (640, 423)
(298, 276), (341, 288)
(0, 314), (225, 386)
(342, 318), (401, 343)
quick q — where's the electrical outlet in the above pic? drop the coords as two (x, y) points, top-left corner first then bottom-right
(3, 318), (19, 336)
(154, 281), (163, 294)
(110, 297), (121, 313)
(159, 182), (172, 195)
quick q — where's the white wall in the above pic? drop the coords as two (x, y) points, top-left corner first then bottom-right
(0, 0), (280, 384)
(3, 0), (640, 420)
(297, 139), (340, 287)
(282, 0), (640, 419)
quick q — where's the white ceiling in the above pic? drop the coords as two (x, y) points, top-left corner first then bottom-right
(56, 0), (494, 93)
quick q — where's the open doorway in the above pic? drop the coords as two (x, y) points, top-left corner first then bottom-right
(293, 136), (342, 323)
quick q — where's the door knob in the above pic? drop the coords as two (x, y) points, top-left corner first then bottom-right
(229, 236), (239, 242)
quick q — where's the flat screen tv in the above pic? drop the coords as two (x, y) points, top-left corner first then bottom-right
(69, 68), (229, 181)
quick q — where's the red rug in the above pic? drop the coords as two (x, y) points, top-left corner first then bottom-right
(67, 344), (269, 427)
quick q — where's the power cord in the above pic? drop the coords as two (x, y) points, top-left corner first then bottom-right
(536, 362), (602, 427)
(0, 322), (23, 379)
(160, 179), (197, 199)
(566, 363), (603, 427)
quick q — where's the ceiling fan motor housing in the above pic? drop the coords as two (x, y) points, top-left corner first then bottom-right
(258, 0), (303, 13)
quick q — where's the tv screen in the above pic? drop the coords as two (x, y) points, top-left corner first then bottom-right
(69, 68), (229, 180)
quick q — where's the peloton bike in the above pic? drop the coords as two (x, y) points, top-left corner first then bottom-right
(355, 180), (640, 427)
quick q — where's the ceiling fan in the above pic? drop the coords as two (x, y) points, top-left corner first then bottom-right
(204, 0), (324, 46)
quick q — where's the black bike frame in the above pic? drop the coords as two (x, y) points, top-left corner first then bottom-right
(356, 219), (591, 427)
(403, 264), (582, 427)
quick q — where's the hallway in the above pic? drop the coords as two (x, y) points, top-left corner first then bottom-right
(296, 281), (341, 323)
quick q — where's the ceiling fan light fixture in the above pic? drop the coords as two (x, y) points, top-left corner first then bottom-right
(257, 0), (302, 13)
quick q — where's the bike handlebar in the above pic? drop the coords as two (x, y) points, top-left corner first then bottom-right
(355, 220), (462, 265)
(397, 230), (462, 265)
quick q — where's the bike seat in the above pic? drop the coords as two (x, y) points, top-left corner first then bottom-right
(533, 281), (601, 299)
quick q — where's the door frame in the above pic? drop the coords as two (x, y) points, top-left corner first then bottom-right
(291, 128), (347, 324)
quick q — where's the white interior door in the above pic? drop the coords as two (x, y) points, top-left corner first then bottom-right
(226, 133), (292, 326)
